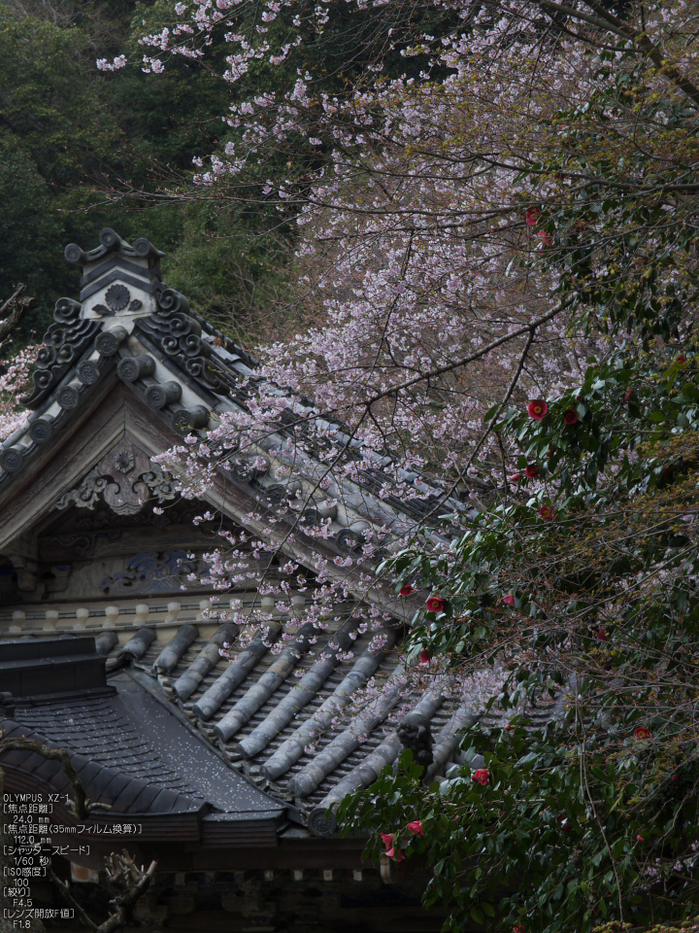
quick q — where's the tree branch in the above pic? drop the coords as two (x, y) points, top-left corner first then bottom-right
(361, 297), (573, 409)
(1, 735), (156, 932)
(50, 854), (157, 933)
(0, 284), (36, 346)
(535, 0), (699, 109)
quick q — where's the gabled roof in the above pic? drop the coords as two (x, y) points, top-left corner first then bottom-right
(0, 228), (452, 591)
(0, 231), (490, 849)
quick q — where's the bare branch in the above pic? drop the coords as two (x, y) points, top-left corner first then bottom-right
(0, 285), (36, 346)
(49, 854), (157, 933)
(536, 0), (699, 109)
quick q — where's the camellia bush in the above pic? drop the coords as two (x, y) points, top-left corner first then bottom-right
(331, 7), (699, 924)
(341, 343), (699, 932)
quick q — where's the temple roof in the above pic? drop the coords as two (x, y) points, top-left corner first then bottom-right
(0, 231), (523, 854)
(0, 597), (487, 841)
(0, 229), (452, 564)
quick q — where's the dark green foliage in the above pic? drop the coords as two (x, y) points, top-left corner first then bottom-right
(0, 0), (294, 347)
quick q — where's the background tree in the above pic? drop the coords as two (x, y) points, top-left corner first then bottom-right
(0, 0), (294, 342)
(0, 287), (37, 440)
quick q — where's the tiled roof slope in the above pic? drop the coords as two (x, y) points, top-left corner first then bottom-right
(0, 637), (284, 845)
(129, 609), (561, 838)
(0, 602), (483, 838)
(138, 599), (520, 833)
(145, 614), (474, 836)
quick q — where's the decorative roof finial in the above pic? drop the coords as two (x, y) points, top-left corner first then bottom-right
(64, 228), (165, 312)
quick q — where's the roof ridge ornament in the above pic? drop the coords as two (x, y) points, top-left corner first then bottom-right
(20, 231), (168, 409)
(21, 299), (100, 409)
(64, 228), (165, 313)
(64, 227), (165, 271)
(1, 228), (254, 487)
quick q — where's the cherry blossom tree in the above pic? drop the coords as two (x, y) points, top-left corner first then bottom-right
(81, 1), (699, 928)
(99, 0), (697, 476)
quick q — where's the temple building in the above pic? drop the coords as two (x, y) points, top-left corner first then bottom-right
(0, 231), (498, 931)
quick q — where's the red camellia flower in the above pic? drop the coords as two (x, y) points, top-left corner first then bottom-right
(636, 834), (644, 842)
(562, 409), (578, 425)
(528, 399), (548, 420)
(472, 768), (490, 786)
(419, 648), (430, 664)
(624, 389), (635, 402)
(539, 506), (554, 521)
(634, 727), (652, 740)
(525, 207), (541, 226)
(510, 472), (522, 481)
(513, 924), (525, 933)
(385, 846), (405, 862)
(538, 230), (552, 246)
(597, 628), (608, 641)
(503, 594), (515, 606)
(399, 584), (414, 596)
(426, 596), (446, 613)
(677, 354), (687, 365)
(525, 464), (540, 479)
(407, 820), (424, 837)
(380, 832), (394, 849)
